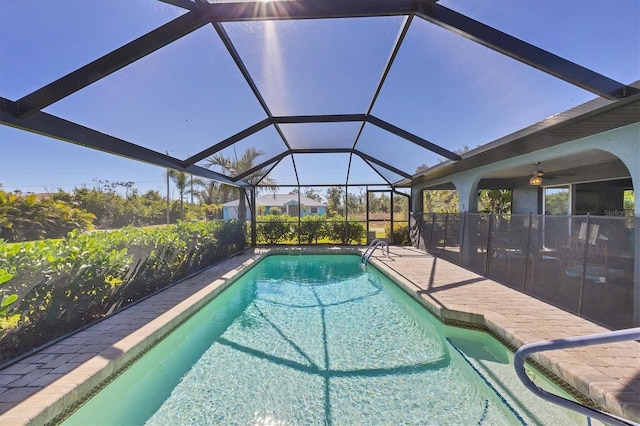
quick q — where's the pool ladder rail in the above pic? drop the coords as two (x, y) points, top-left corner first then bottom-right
(514, 327), (640, 426)
(361, 239), (389, 268)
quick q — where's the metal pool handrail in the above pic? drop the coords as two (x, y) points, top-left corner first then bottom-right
(361, 239), (389, 267)
(514, 327), (640, 426)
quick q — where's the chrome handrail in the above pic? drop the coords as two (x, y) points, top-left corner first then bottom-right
(361, 239), (389, 267)
(514, 327), (640, 426)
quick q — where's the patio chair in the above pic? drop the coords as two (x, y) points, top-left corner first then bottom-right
(556, 236), (624, 312)
(491, 232), (529, 284)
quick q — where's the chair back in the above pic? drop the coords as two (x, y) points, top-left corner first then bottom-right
(557, 236), (610, 283)
(557, 236), (607, 264)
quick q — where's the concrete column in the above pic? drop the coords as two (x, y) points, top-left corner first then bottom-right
(451, 176), (480, 213)
(411, 186), (424, 214)
(449, 176), (481, 266)
(593, 124), (639, 326)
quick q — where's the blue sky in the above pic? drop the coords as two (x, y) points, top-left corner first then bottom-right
(1, 0), (638, 197)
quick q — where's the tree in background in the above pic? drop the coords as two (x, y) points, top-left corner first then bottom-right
(623, 190), (635, 216)
(168, 170), (189, 220)
(368, 192), (390, 214)
(325, 187), (344, 216)
(53, 181), (169, 228)
(346, 191), (364, 215)
(205, 148), (277, 222)
(289, 188), (323, 203)
(393, 194), (409, 218)
(478, 189), (512, 214)
(0, 190), (95, 242)
(423, 189), (459, 213)
(545, 190), (570, 215)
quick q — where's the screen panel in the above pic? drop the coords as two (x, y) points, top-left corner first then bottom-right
(222, 17), (405, 116)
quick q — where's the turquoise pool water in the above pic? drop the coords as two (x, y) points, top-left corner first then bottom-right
(62, 254), (591, 425)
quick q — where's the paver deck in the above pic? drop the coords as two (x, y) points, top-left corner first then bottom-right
(0, 246), (638, 425)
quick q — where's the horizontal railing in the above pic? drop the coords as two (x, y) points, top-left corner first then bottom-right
(514, 327), (640, 426)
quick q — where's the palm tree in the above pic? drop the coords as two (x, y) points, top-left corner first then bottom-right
(187, 175), (207, 205)
(204, 148), (277, 222)
(168, 170), (189, 220)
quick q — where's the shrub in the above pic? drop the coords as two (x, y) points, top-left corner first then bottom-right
(0, 270), (17, 316)
(385, 223), (410, 245)
(0, 190), (95, 242)
(0, 220), (244, 364)
(298, 215), (327, 244)
(214, 220), (246, 255)
(256, 214), (292, 244)
(326, 215), (366, 244)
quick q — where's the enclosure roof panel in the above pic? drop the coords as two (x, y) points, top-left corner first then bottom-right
(1, 0), (637, 192)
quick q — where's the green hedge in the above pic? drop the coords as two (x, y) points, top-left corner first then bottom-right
(256, 214), (293, 244)
(326, 215), (366, 244)
(297, 214), (327, 244)
(0, 220), (245, 365)
(255, 214), (366, 245)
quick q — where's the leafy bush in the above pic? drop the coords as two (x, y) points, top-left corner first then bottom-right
(214, 220), (246, 255)
(385, 223), (410, 245)
(0, 270), (17, 316)
(298, 215), (327, 244)
(326, 215), (366, 244)
(256, 215), (292, 244)
(0, 220), (245, 364)
(0, 190), (95, 242)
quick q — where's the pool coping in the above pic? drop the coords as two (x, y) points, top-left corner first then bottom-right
(0, 246), (638, 424)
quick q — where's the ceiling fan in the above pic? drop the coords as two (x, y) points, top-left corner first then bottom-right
(529, 162), (575, 186)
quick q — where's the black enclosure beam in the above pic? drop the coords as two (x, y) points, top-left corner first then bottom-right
(205, 0), (432, 22)
(0, 98), (245, 186)
(181, 118), (272, 167)
(233, 151), (290, 181)
(348, 14), (413, 182)
(416, 4), (637, 100)
(253, 159), (282, 186)
(359, 159), (394, 186)
(211, 21), (298, 183)
(15, 11), (209, 118)
(212, 22), (275, 121)
(353, 149), (412, 179)
(366, 115), (462, 161)
(274, 114), (366, 124)
(289, 148), (408, 179)
(290, 148), (352, 154)
(363, 15), (413, 119)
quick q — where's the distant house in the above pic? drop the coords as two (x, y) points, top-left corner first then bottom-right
(222, 194), (326, 220)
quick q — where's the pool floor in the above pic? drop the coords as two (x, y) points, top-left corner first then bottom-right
(0, 247), (638, 425)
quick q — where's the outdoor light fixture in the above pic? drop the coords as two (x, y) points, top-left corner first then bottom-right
(529, 175), (543, 186)
(529, 163), (544, 186)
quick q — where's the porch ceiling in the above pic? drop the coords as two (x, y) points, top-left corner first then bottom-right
(1, 0), (638, 191)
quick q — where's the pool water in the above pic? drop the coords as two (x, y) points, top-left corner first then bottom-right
(62, 254), (592, 425)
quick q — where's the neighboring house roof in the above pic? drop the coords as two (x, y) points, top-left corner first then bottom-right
(222, 194), (326, 208)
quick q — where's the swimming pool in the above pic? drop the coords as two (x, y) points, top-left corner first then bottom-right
(61, 254), (591, 425)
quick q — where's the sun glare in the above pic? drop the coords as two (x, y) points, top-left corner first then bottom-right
(261, 20), (288, 113)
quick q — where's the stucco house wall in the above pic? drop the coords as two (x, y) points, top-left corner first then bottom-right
(222, 194), (326, 221)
